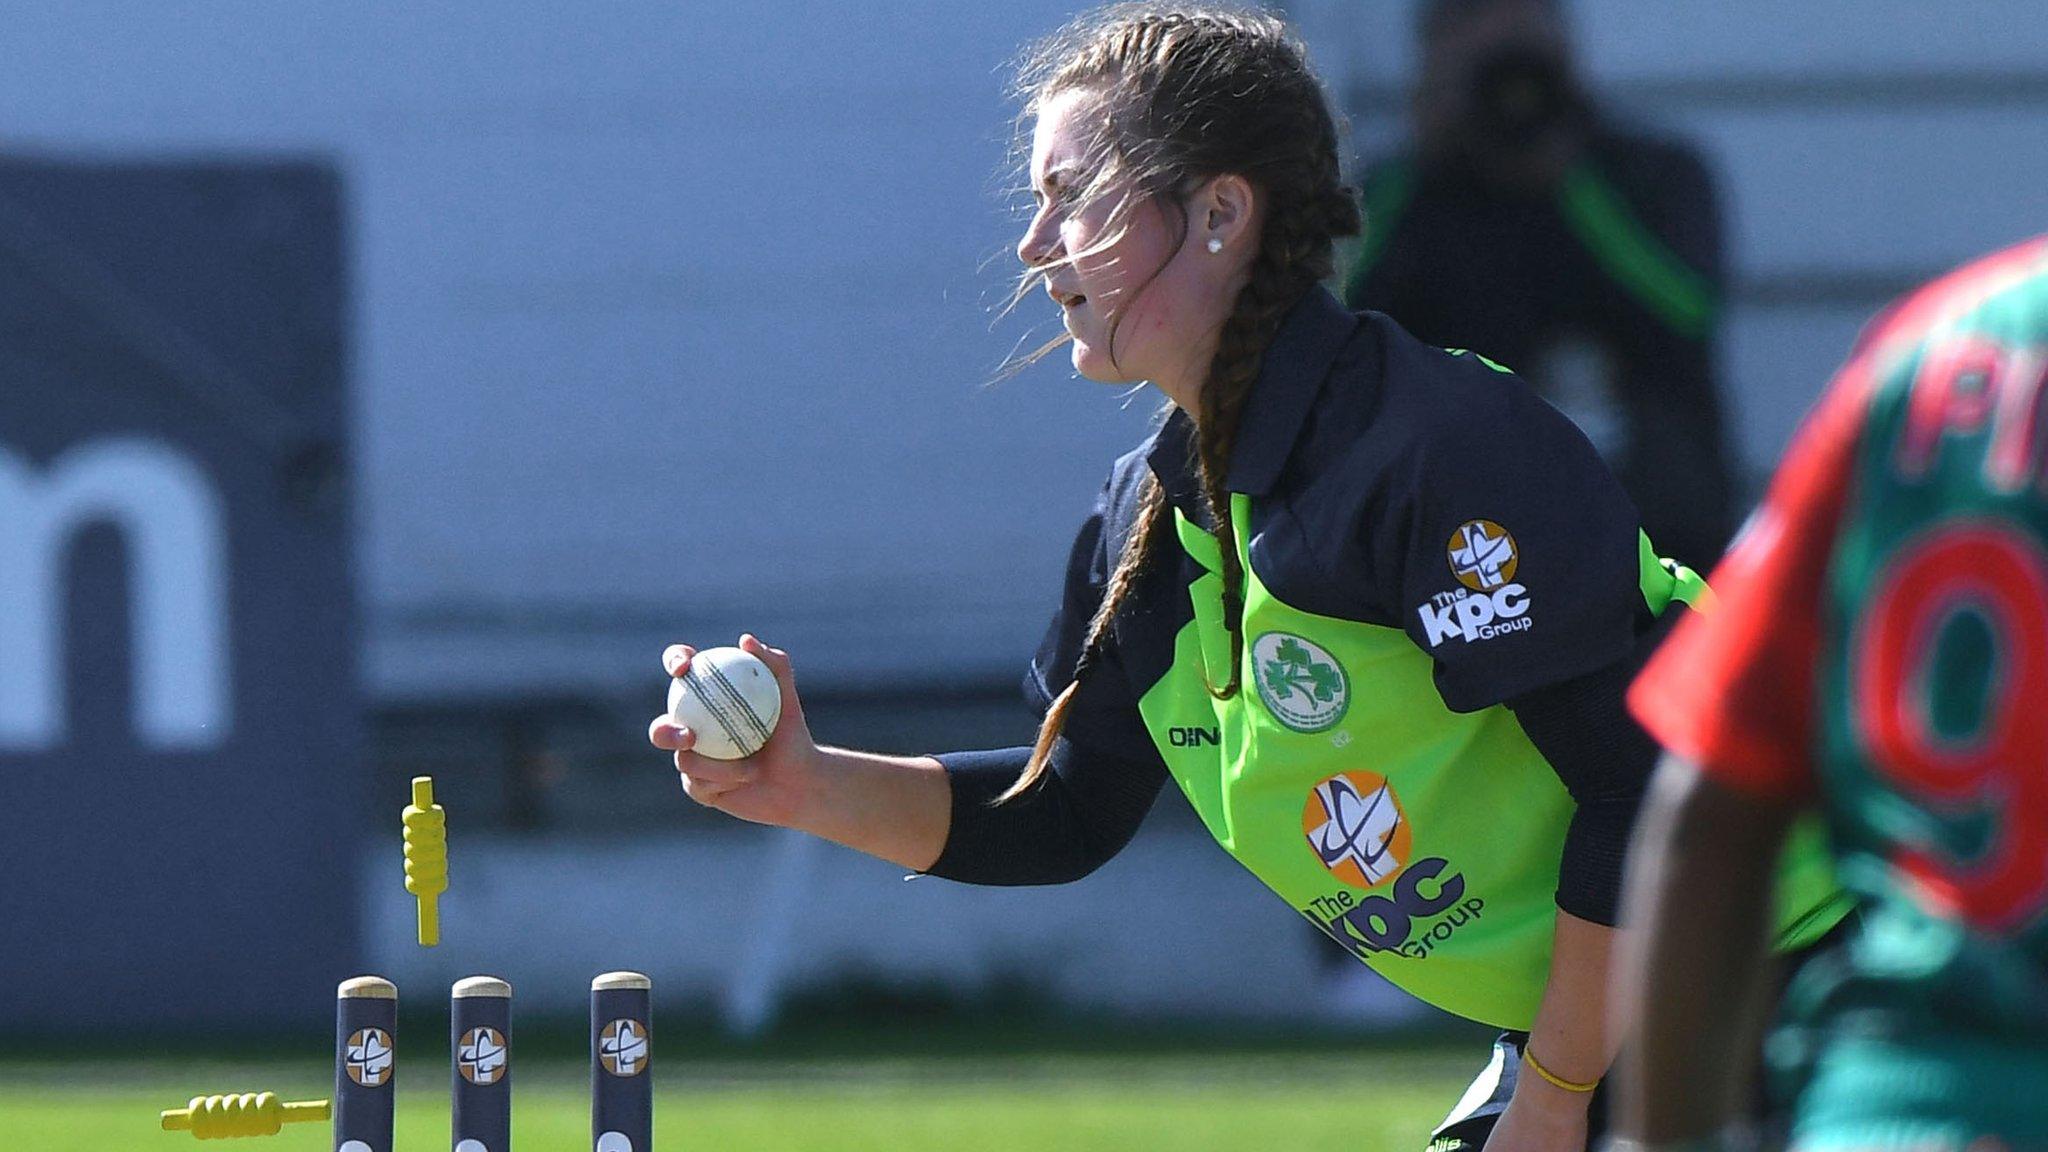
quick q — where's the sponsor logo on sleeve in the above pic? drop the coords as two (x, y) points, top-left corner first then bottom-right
(1449, 520), (1517, 591)
(1416, 520), (1535, 647)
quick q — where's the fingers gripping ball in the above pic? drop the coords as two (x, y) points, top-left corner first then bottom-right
(160, 1092), (330, 1139)
(403, 776), (448, 947)
(668, 646), (782, 760)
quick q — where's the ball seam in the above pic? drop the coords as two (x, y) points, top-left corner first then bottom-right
(682, 666), (752, 753)
(702, 662), (773, 746)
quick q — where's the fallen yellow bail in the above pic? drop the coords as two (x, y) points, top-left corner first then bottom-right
(160, 1093), (330, 1139)
(403, 775), (448, 947)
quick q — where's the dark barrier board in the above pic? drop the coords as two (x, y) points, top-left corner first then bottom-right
(0, 156), (359, 1030)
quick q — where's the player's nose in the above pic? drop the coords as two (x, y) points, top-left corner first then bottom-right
(1017, 207), (1061, 268)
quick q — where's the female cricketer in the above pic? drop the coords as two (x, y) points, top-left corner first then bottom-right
(648, 7), (1850, 1149)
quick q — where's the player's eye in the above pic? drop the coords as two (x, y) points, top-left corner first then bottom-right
(1036, 172), (1073, 210)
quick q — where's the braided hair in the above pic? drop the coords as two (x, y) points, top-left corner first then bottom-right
(1001, 4), (1362, 802)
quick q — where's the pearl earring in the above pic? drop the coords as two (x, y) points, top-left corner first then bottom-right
(1206, 237), (1224, 254)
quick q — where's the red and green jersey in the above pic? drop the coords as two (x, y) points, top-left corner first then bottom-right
(1632, 236), (2048, 1148)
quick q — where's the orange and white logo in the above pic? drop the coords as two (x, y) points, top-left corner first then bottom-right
(1302, 771), (1412, 889)
(345, 1027), (394, 1087)
(457, 1026), (507, 1085)
(598, 1019), (649, 1077)
(1449, 520), (1518, 592)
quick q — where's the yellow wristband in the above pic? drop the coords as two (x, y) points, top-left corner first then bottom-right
(1522, 1046), (1599, 1094)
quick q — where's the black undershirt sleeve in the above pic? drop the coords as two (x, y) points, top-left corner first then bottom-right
(1507, 656), (1661, 926)
(925, 739), (1168, 886)
(923, 454), (1172, 887)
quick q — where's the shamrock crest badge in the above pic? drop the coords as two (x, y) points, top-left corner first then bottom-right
(1252, 632), (1350, 733)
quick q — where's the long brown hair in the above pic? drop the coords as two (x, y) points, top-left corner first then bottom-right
(1001, 4), (1361, 802)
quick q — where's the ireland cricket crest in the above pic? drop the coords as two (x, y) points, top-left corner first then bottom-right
(1252, 632), (1349, 733)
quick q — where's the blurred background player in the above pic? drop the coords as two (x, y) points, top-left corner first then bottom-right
(1344, 0), (1740, 570)
(1618, 235), (2048, 1152)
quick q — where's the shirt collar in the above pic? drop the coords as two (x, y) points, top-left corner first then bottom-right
(1140, 286), (1360, 505)
(1141, 407), (1206, 519)
(1226, 285), (1359, 495)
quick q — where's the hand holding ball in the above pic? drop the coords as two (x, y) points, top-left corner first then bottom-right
(667, 646), (783, 759)
(653, 638), (812, 827)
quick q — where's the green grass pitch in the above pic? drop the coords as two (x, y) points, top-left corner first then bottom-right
(0, 1045), (1479, 1150)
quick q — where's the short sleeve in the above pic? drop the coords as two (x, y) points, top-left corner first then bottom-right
(1628, 357), (1873, 802)
(1026, 469), (1169, 769)
(1393, 354), (1644, 712)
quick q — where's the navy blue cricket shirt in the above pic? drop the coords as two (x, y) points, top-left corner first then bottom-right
(933, 286), (1658, 925)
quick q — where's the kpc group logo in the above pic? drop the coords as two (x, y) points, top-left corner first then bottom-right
(1299, 771), (1484, 961)
(1417, 520), (1535, 648)
(344, 1028), (394, 1088)
(1304, 772), (1411, 886)
(1449, 520), (1517, 591)
(599, 1019), (650, 1077)
(457, 1027), (508, 1086)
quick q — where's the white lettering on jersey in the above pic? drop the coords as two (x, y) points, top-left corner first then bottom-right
(1416, 584), (1533, 647)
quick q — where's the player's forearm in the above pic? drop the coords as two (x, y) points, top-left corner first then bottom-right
(1614, 757), (1791, 1145)
(1520, 908), (1618, 1105)
(788, 746), (953, 873)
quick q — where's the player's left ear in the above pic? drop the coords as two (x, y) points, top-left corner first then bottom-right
(1195, 173), (1257, 253)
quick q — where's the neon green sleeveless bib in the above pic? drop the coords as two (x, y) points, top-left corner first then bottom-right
(1139, 494), (1848, 1027)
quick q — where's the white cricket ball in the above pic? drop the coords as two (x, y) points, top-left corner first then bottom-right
(667, 646), (782, 760)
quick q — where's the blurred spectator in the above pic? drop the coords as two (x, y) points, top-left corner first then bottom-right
(1344, 0), (1738, 570)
